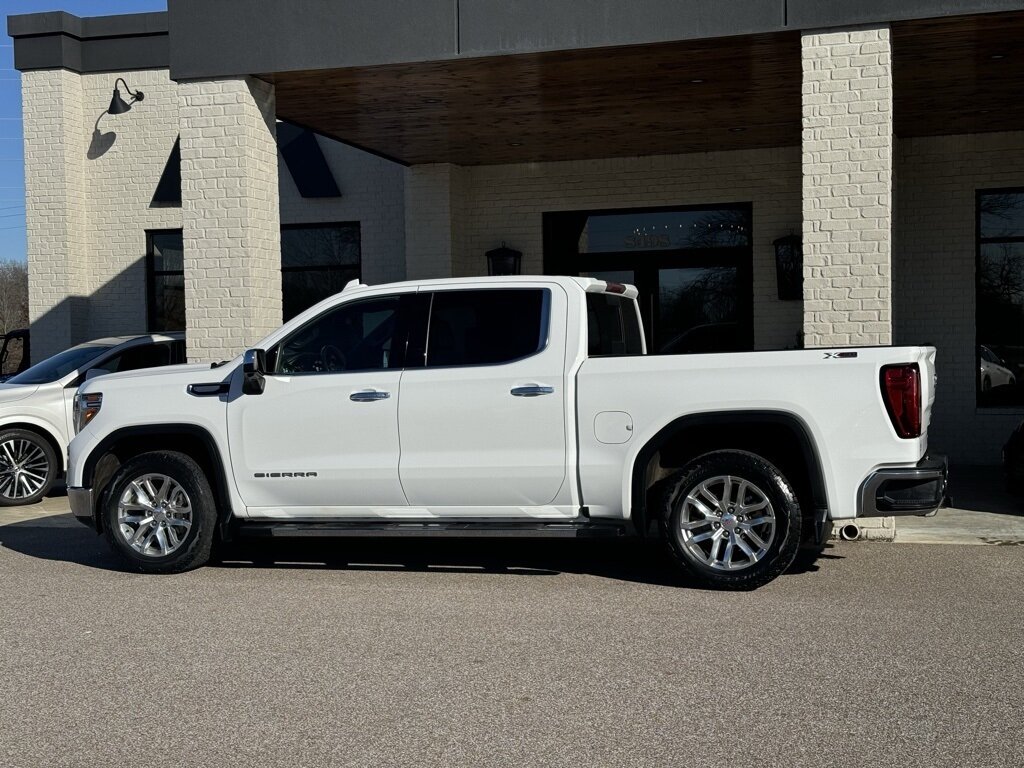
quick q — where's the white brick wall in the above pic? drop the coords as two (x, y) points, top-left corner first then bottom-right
(448, 149), (804, 350)
(179, 77), (282, 363)
(81, 69), (182, 339)
(22, 69), (88, 362)
(279, 139), (405, 285)
(404, 164), (469, 281)
(895, 131), (1024, 465)
(802, 25), (893, 348)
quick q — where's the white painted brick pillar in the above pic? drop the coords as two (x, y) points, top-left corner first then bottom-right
(179, 77), (282, 363)
(404, 163), (467, 279)
(22, 69), (89, 363)
(802, 25), (893, 348)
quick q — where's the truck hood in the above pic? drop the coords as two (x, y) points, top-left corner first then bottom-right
(83, 362), (230, 386)
(0, 383), (41, 403)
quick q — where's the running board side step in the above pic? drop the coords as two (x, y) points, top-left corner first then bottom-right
(237, 520), (628, 539)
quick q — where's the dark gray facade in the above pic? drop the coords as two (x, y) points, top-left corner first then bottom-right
(10, 0), (1024, 76)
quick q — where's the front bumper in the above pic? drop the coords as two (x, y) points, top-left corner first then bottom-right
(858, 455), (949, 518)
(68, 486), (96, 529)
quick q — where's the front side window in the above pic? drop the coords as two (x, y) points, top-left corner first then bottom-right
(271, 296), (401, 375)
(95, 342), (174, 374)
(977, 189), (1024, 407)
(147, 230), (185, 332)
(426, 289), (546, 367)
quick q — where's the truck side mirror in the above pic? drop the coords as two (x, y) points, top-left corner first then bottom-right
(242, 348), (267, 395)
(84, 368), (110, 381)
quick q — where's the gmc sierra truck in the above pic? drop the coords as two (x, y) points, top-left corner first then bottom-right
(66, 277), (947, 589)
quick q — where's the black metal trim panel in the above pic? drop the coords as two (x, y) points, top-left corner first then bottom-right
(10, 2), (1024, 77)
(8, 11), (168, 73)
(858, 455), (949, 517)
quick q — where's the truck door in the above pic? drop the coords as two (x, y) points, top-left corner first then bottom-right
(397, 285), (570, 512)
(227, 292), (413, 516)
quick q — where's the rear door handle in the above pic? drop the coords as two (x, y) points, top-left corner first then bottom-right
(511, 385), (555, 397)
(350, 389), (391, 402)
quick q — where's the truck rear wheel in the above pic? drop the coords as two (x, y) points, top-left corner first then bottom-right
(103, 450), (216, 574)
(658, 450), (802, 590)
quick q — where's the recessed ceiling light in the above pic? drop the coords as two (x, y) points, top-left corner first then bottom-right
(690, 78), (705, 84)
(423, 98), (442, 104)
(729, 127), (746, 133)
(991, 53), (1007, 60)
(508, 141), (524, 147)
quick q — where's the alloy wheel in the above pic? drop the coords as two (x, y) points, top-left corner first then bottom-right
(0, 438), (51, 501)
(677, 474), (776, 571)
(116, 473), (193, 557)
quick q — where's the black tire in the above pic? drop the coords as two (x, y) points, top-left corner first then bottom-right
(102, 451), (216, 574)
(659, 450), (802, 590)
(0, 428), (58, 507)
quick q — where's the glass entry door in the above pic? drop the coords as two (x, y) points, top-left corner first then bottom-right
(544, 204), (753, 354)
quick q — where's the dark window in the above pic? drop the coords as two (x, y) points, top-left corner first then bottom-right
(281, 223), (361, 321)
(545, 204), (753, 354)
(146, 230), (185, 332)
(977, 189), (1024, 407)
(426, 289), (546, 367)
(586, 293), (644, 357)
(94, 342), (180, 374)
(270, 296), (401, 375)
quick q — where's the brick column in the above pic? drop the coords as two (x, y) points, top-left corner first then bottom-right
(404, 163), (467, 279)
(802, 26), (893, 348)
(179, 77), (282, 363)
(22, 69), (89, 363)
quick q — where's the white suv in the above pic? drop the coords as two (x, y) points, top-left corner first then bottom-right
(0, 333), (185, 506)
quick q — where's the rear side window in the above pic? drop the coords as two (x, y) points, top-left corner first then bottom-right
(586, 293), (644, 356)
(426, 289), (546, 367)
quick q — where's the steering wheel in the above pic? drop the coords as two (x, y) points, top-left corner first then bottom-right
(321, 344), (347, 372)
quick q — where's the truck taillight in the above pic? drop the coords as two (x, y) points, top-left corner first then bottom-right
(881, 364), (921, 439)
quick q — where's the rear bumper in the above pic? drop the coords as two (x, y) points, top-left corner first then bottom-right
(68, 486), (96, 529)
(858, 455), (949, 518)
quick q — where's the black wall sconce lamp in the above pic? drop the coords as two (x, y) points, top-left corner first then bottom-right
(107, 78), (145, 115)
(486, 242), (522, 276)
(773, 233), (803, 301)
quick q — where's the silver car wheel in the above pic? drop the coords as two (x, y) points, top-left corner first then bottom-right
(0, 438), (51, 500)
(117, 473), (193, 558)
(677, 474), (776, 571)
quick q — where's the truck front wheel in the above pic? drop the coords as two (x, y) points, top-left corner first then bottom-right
(658, 450), (802, 590)
(103, 450), (217, 574)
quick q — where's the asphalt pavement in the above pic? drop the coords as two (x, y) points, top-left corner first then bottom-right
(1, 509), (1022, 768)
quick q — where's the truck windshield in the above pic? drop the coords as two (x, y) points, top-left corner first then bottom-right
(6, 344), (114, 385)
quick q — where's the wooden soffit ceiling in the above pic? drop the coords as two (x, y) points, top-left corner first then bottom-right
(894, 10), (1024, 137)
(265, 32), (802, 166)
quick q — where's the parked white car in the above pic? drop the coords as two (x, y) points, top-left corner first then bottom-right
(979, 344), (1016, 392)
(67, 278), (947, 589)
(0, 333), (185, 505)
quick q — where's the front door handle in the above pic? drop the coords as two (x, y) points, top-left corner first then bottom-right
(350, 389), (391, 402)
(511, 385), (555, 397)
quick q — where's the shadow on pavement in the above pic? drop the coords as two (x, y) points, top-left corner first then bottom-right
(0, 513), (840, 588)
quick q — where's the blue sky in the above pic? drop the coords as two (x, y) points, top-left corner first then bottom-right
(1, 0), (167, 262)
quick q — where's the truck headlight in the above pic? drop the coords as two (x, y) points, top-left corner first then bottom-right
(73, 392), (103, 434)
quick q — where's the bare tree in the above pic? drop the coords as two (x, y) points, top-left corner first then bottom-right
(0, 260), (28, 335)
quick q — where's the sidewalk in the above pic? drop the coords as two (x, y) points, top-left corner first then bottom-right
(896, 465), (1024, 545)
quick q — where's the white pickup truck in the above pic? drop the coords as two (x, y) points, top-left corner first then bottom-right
(66, 277), (947, 589)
